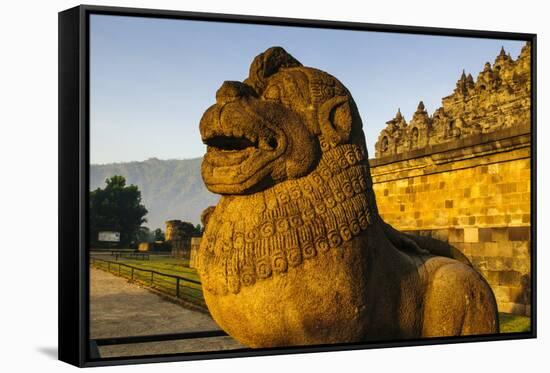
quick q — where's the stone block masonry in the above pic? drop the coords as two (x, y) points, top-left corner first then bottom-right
(369, 124), (531, 316)
(165, 220), (196, 261)
(189, 237), (201, 269)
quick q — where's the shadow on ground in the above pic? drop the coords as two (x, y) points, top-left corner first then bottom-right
(37, 346), (58, 360)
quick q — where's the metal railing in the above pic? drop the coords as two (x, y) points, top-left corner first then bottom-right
(90, 257), (205, 307)
(109, 250), (150, 260)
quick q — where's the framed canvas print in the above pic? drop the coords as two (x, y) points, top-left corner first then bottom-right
(58, 4), (537, 367)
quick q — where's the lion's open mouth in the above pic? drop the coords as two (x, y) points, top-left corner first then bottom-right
(201, 127), (285, 193)
(206, 136), (258, 151)
(205, 134), (278, 153)
(203, 131), (281, 168)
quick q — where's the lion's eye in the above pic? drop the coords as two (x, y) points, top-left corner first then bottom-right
(263, 85), (281, 102)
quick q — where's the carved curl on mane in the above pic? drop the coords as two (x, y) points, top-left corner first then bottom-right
(245, 46), (302, 92)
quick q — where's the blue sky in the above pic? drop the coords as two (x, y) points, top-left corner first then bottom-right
(90, 14), (524, 164)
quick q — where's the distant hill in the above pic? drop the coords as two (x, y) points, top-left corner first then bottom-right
(90, 158), (219, 231)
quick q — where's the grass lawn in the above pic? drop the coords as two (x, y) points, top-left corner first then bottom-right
(107, 255), (201, 282)
(499, 312), (531, 333)
(91, 254), (205, 306)
(92, 253), (531, 334)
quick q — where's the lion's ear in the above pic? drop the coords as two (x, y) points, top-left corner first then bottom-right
(318, 96), (353, 146)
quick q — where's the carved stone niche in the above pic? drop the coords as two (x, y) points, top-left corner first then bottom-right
(408, 101), (431, 151)
(375, 129), (392, 158)
(493, 46), (514, 79)
(374, 41), (530, 159)
(375, 108), (407, 158)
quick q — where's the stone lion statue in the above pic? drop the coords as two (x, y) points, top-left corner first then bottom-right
(196, 47), (499, 347)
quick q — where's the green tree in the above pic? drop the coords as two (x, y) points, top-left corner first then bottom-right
(89, 175), (148, 246)
(193, 224), (203, 235)
(153, 228), (165, 241)
(136, 226), (152, 243)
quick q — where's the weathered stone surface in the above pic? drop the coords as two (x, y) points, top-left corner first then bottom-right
(165, 220), (195, 260)
(197, 47), (498, 348)
(375, 42), (531, 158)
(189, 237), (202, 269)
(369, 126), (531, 315)
(200, 206), (216, 229)
(165, 219), (195, 241)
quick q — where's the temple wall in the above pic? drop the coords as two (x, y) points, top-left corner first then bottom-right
(165, 219), (195, 262)
(369, 124), (532, 316)
(171, 237), (192, 261)
(375, 43), (531, 159)
(189, 237), (201, 269)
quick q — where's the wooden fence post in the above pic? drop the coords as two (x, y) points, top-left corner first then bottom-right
(176, 278), (180, 298)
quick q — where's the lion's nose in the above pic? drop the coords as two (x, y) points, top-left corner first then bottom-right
(216, 81), (255, 105)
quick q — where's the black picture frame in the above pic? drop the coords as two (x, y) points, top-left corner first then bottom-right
(58, 4), (537, 367)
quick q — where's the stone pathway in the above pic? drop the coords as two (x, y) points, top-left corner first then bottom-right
(90, 267), (244, 358)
